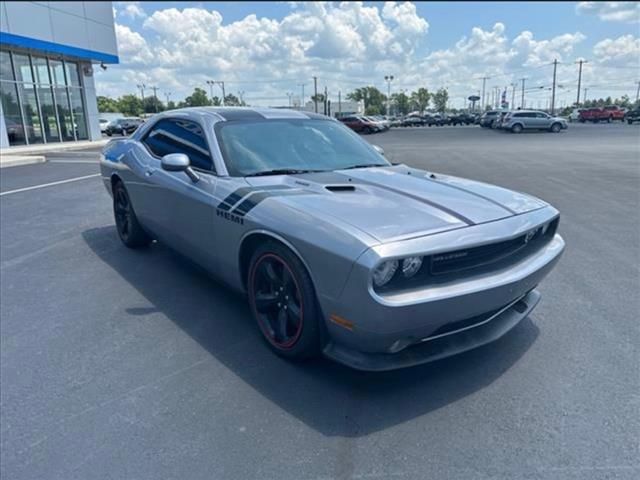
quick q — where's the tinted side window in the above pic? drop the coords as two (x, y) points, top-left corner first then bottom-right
(535, 112), (549, 118)
(143, 118), (213, 171)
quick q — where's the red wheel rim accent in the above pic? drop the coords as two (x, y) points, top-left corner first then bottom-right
(249, 253), (304, 349)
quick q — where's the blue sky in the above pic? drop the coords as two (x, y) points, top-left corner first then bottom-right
(100, 2), (640, 108)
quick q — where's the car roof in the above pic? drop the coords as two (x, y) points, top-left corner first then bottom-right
(170, 107), (329, 122)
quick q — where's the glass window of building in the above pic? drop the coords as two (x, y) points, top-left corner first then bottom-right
(65, 62), (81, 87)
(68, 88), (88, 140)
(0, 81), (26, 145)
(35, 85), (59, 142)
(12, 53), (34, 83)
(54, 86), (74, 141)
(16, 83), (44, 144)
(2, 51), (90, 145)
(0, 51), (14, 81)
(32, 56), (51, 85)
(49, 60), (66, 86)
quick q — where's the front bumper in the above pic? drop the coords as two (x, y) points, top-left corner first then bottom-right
(324, 289), (540, 371)
(319, 209), (565, 370)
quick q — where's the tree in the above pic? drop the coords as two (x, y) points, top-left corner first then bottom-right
(347, 87), (386, 115)
(223, 93), (241, 106)
(432, 88), (449, 113)
(166, 100), (177, 110)
(409, 88), (430, 113)
(143, 95), (165, 114)
(117, 94), (143, 116)
(391, 92), (410, 116)
(311, 93), (325, 104)
(97, 95), (120, 113)
(182, 87), (211, 107)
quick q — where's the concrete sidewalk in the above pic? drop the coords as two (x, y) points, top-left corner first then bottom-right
(0, 139), (109, 168)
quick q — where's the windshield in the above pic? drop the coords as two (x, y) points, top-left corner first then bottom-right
(216, 119), (389, 176)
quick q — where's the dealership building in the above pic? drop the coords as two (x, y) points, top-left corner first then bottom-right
(0, 1), (118, 149)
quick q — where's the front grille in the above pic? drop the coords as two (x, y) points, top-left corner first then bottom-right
(374, 217), (558, 294)
(430, 217), (558, 276)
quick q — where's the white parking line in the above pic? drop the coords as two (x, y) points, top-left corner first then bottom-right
(0, 174), (100, 197)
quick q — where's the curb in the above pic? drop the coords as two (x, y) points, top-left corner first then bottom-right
(0, 155), (47, 168)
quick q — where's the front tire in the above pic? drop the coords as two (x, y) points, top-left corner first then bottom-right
(113, 181), (152, 248)
(248, 242), (321, 360)
(550, 122), (562, 133)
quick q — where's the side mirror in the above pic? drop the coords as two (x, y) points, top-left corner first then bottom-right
(372, 145), (385, 156)
(161, 153), (199, 182)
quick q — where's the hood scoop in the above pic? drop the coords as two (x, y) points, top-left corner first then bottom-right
(325, 185), (356, 193)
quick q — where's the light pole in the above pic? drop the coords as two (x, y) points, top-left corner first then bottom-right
(164, 92), (171, 105)
(384, 75), (394, 116)
(207, 80), (226, 106)
(205, 80), (215, 105)
(238, 90), (245, 105)
(286, 92), (293, 108)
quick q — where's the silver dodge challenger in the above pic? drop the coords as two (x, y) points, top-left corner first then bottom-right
(100, 107), (565, 371)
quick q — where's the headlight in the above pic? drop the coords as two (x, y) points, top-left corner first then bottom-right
(372, 260), (398, 287)
(401, 256), (423, 278)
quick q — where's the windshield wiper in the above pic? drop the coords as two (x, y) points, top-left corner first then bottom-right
(339, 163), (390, 170)
(245, 168), (325, 177)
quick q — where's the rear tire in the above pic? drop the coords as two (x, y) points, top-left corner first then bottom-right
(511, 123), (523, 134)
(113, 181), (152, 248)
(248, 242), (321, 360)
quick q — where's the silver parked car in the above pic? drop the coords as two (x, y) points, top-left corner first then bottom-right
(502, 110), (568, 133)
(100, 107), (565, 371)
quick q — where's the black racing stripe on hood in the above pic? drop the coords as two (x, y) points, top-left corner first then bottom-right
(335, 173), (476, 226)
(420, 174), (517, 215)
(232, 190), (305, 217)
(218, 185), (290, 211)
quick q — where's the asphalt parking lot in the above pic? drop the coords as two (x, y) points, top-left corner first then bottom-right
(1, 123), (638, 479)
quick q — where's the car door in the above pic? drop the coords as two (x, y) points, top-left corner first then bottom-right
(140, 117), (219, 271)
(535, 112), (551, 129)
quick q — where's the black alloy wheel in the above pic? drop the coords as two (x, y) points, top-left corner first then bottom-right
(248, 243), (320, 359)
(113, 182), (152, 248)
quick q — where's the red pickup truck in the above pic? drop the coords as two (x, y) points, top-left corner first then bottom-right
(579, 106), (626, 123)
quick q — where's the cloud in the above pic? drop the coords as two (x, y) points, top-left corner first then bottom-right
(576, 2), (640, 23)
(116, 1), (147, 20)
(96, 3), (635, 108)
(593, 35), (640, 64)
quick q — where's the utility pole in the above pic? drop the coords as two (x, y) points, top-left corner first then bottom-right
(136, 83), (145, 102)
(164, 92), (171, 105)
(481, 77), (488, 110)
(338, 90), (342, 116)
(150, 86), (158, 112)
(636, 81), (640, 103)
(575, 59), (587, 106)
(286, 92), (293, 108)
(583, 88), (588, 103)
(313, 76), (318, 113)
(297, 83), (306, 110)
(238, 90), (245, 105)
(520, 78), (526, 109)
(384, 75), (394, 115)
(324, 85), (328, 115)
(511, 83), (517, 109)
(550, 59), (558, 115)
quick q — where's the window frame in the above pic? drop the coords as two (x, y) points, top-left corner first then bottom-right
(140, 116), (217, 175)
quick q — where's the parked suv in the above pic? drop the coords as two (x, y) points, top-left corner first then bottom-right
(502, 110), (568, 133)
(625, 109), (640, 124)
(479, 111), (500, 127)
